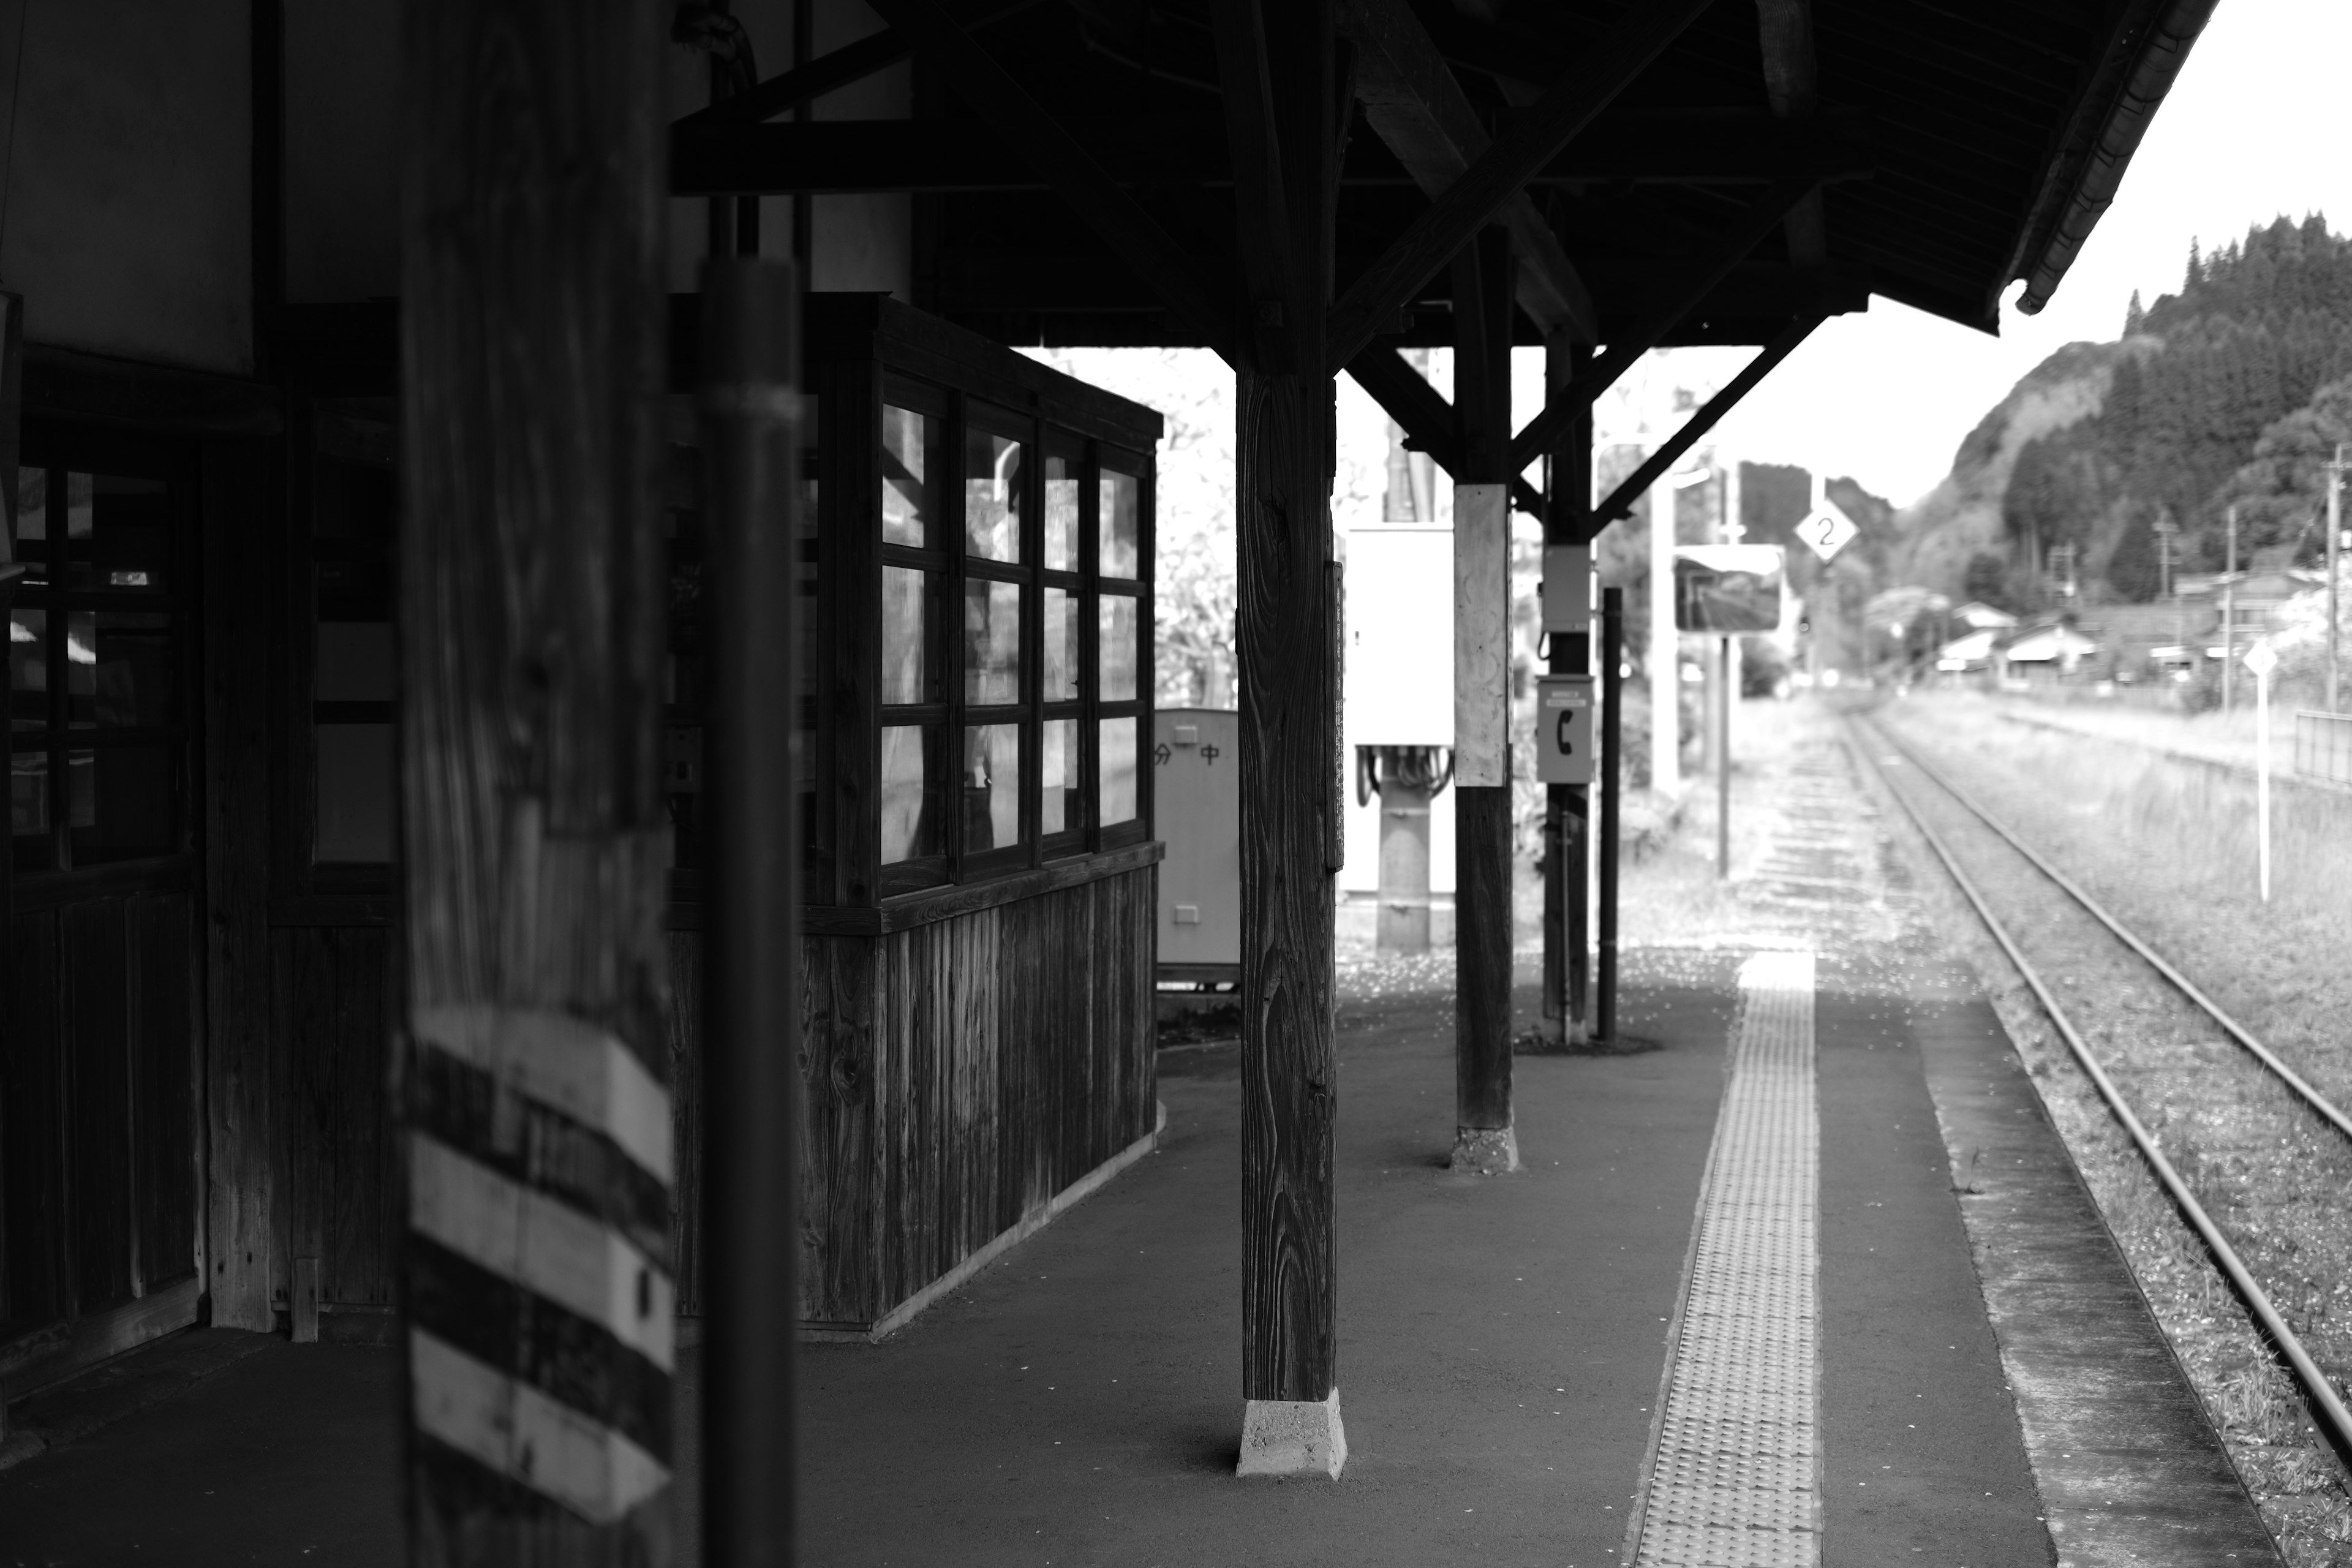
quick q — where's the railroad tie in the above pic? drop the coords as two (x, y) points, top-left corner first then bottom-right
(1629, 949), (1820, 1568)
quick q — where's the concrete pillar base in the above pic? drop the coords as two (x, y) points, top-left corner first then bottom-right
(1237, 1390), (1348, 1479)
(1450, 1124), (1520, 1175)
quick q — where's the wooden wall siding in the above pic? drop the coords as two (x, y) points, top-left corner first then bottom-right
(657, 866), (1156, 1330)
(2, 893), (200, 1340)
(273, 924), (398, 1310)
(797, 932), (878, 1327)
(3, 913), (66, 1330)
(129, 895), (198, 1295)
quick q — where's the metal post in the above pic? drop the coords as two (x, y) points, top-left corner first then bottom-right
(2328, 446), (2343, 714)
(1648, 476), (1679, 794)
(1599, 588), (1624, 1046)
(1716, 635), (1732, 879)
(2256, 666), (2272, 902)
(703, 257), (802, 1568)
(2223, 504), (2237, 717)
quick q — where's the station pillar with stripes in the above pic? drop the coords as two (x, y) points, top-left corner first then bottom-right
(396, 0), (676, 1558)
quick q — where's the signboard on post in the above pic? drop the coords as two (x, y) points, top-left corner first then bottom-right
(1534, 675), (1595, 784)
(1673, 545), (1786, 635)
(1795, 506), (1857, 561)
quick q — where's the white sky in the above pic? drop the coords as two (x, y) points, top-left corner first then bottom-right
(1605, 0), (2352, 510)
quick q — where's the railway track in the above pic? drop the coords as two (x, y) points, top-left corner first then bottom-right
(1845, 705), (2352, 1474)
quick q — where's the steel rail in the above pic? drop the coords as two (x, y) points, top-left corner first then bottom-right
(1862, 712), (2352, 1145)
(1845, 709), (2352, 1465)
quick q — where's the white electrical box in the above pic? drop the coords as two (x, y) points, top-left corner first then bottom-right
(1541, 545), (1593, 635)
(1343, 526), (1453, 746)
(1154, 707), (1240, 980)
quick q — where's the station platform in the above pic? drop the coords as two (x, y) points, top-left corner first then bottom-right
(0, 723), (2283, 1567)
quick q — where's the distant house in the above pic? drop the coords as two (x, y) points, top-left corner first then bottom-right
(1934, 627), (1999, 674)
(1995, 621), (2100, 685)
(1951, 600), (2019, 633)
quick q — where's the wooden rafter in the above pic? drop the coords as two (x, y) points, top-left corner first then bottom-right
(862, 0), (1237, 361)
(1755, 0), (1828, 265)
(1341, 0), (1594, 345)
(1325, 0), (1717, 371)
(673, 0), (1046, 128)
(1508, 175), (1820, 472)
(1588, 310), (1826, 530)
(1343, 345), (1544, 514)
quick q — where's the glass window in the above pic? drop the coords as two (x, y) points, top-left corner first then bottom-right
(963, 579), (1022, 706)
(963, 425), (1023, 563)
(882, 405), (935, 548)
(1099, 596), (1137, 703)
(881, 567), (936, 704)
(1043, 587), (1080, 704)
(1099, 717), (1137, 826)
(315, 725), (394, 862)
(12, 464), (185, 872)
(880, 725), (941, 863)
(1100, 466), (1139, 578)
(1044, 453), (1079, 570)
(960, 723), (1021, 852)
(1041, 718), (1078, 838)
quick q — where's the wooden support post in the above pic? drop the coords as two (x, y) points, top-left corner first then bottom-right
(701, 258), (803, 1568)
(1540, 337), (1593, 1046)
(1451, 227), (1517, 1173)
(398, 0), (674, 1556)
(1232, 0), (1344, 1480)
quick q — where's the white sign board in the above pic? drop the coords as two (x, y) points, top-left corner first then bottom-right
(1343, 526), (1453, 746)
(2243, 640), (2278, 677)
(1534, 676), (1595, 784)
(1795, 507), (1858, 562)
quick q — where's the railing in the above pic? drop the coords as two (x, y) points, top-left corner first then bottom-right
(2295, 710), (2352, 786)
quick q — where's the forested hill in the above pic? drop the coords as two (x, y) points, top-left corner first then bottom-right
(1892, 214), (2352, 606)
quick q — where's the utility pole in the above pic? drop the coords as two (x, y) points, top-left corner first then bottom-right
(2327, 444), (2346, 713)
(2223, 503), (2238, 717)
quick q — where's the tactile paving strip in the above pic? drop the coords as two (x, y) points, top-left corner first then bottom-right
(1630, 950), (1820, 1568)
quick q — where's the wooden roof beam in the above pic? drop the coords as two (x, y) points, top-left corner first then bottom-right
(1755, 0), (1828, 266)
(862, 0), (1237, 361)
(673, 0), (1044, 128)
(1589, 311), (1826, 529)
(1509, 174), (1817, 472)
(666, 111), (1878, 195)
(1324, 0), (1719, 372)
(1210, 0), (1299, 366)
(1341, 0), (1594, 345)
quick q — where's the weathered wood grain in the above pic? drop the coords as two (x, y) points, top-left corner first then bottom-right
(130, 894), (198, 1294)
(399, 0), (671, 1553)
(3, 912), (65, 1328)
(201, 441), (280, 1330)
(66, 900), (132, 1317)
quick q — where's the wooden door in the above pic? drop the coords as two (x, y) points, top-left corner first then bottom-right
(2, 431), (203, 1396)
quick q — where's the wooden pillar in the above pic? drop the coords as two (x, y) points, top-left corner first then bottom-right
(1450, 227), (1517, 1174)
(1235, 0), (1344, 1480)
(398, 0), (674, 1558)
(1540, 337), (1593, 1046)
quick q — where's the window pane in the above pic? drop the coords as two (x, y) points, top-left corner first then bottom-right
(1099, 595), (1137, 702)
(92, 475), (169, 590)
(69, 612), (176, 731)
(1041, 718), (1078, 837)
(317, 724), (394, 862)
(1043, 587), (1080, 703)
(70, 744), (177, 862)
(1044, 453), (1079, 570)
(12, 749), (47, 858)
(15, 468), (44, 548)
(880, 725), (941, 864)
(10, 608), (46, 733)
(317, 623), (393, 702)
(881, 567), (937, 704)
(64, 611), (96, 726)
(963, 579), (1022, 705)
(963, 426), (1023, 562)
(1099, 718), (1137, 826)
(1099, 467), (1139, 578)
(960, 724), (1021, 853)
(881, 405), (935, 548)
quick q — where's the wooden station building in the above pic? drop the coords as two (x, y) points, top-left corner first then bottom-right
(0, 0), (2212, 1553)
